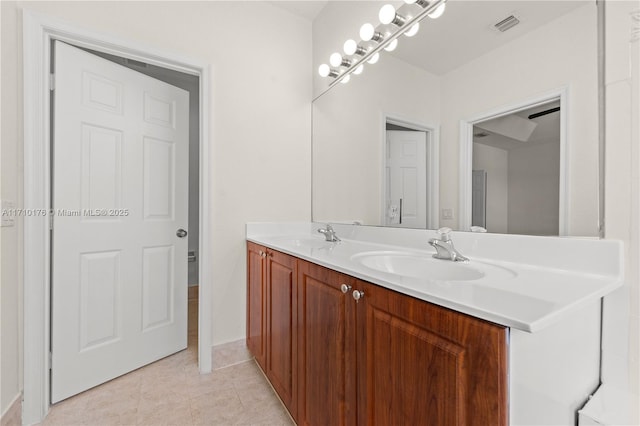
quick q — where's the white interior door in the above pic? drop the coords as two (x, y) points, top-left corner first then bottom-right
(51, 41), (189, 403)
(385, 130), (427, 228)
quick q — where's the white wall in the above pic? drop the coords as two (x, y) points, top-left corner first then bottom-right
(602, 0), (640, 415)
(0, 0), (311, 417)
(472, 143), (508, 233)
(1, 0), (24, 417)
(473, 141), (560, 236)
(507, 142), (560, 236)
(440, 3), (598, 236)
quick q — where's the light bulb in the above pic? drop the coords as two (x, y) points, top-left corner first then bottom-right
(340, 74), (351, 84)
(318, 64), (330, 77)
(379, 4), (396, 25)
(384, 39), (398, 52)
(428, 2), (446, 19)
(329, 52), (343, 67)
(353, 64), (364, 75)
(360, 23), (375, 41)
(367, 52), (380, 64)
(343, 39), (358, 56)
(404, 23), (420, 37)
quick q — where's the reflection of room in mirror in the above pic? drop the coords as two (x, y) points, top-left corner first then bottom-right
(472, 100), (561, 236)
(312, 0), (599, 236)
(385, 123), (429, 229)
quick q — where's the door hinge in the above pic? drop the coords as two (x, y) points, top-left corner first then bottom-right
(49, 73), (55, 91)
(49, 214), (53, 230)
(48, 352), (52, 370)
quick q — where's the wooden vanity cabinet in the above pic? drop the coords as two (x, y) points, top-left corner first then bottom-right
(296, 260), (357, 426)
(265, 249), (298, 420)
(246, 242), (266, 369)
(246, 242), (298, 421)
(355, 280), (509, 426)
(247, 245), (508, 425)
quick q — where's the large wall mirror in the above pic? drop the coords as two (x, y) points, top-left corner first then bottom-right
(312, 0), (600, 237)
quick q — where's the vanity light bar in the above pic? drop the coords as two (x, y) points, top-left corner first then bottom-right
(320, 0), (447, 91)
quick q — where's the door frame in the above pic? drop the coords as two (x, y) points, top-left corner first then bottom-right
(380, 114), (439, 229)
(458, 87), (569, 235)
(23, 10), (213, 424)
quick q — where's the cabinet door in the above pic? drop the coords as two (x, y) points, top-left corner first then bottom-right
(355, 280), (508, 426)
(265, 250), (298, 420)
(297, 260), (357, 426)
(246, 242), (266, 369)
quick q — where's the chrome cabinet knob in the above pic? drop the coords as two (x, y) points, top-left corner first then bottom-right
(176, 228), (188, 238)
(340, 284), (352, 294)
(352, 290), (364, 301)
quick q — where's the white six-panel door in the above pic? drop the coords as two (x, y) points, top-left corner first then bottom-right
(385, 130), (428, 228)
(51, 41), (189, 402)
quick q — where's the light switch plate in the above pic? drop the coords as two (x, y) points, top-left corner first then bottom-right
(441, 208), (454, 220)
(1, 200), (15, 227)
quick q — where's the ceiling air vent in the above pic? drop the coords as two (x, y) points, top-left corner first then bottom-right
(494, 15), (520, 32)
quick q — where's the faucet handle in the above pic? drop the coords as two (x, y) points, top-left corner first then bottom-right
(326, 224), (334, 231)
(436, 227), (452, 240)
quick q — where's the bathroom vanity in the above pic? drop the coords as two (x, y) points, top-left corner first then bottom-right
(246, 223), (622, 425)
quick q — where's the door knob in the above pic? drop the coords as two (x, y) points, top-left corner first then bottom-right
(340, 284), (352, 294)
(176, 229), (188, 238)
(352, 289), (365, 302)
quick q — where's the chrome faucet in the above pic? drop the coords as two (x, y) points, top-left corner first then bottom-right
(317, 224), (340, 242)
(428, 227), (468, 262)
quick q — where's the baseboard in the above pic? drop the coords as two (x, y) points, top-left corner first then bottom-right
(188, 285), (198, 301)
(0, 393), (22, 426)
(211, 338), (252, 370)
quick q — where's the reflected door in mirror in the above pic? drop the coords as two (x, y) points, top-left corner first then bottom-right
(385, 130), (427, 228)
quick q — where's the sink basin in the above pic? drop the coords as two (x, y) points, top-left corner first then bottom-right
(351, 251), (516, 281)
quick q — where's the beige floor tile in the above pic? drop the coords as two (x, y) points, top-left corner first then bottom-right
(236, 408), (294, 426)
(185, 373), (236, 399)
(39, 302), (292, 426)
(116, 408), (139, 426)
(190, 388), (246, 425)
(135, 399), (193, 425)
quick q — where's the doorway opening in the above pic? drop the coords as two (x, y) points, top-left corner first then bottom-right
(382, 117), (439, 229)
(459, 88), (568, 235)
(472, 100), (561, 235)
(23, 12), (212, 424)
(48, 42), (200, 403)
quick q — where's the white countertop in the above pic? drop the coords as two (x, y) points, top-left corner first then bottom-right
(247, 222), (624, 333)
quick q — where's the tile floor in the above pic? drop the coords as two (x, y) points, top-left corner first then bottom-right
(40, 298), (294, 425)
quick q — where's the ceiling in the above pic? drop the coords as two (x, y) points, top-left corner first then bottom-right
(388, 0), (590, 75)
(268, 0), (328, 21)
(280, 0), (592, 89)
(473, 100), (561, 151)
